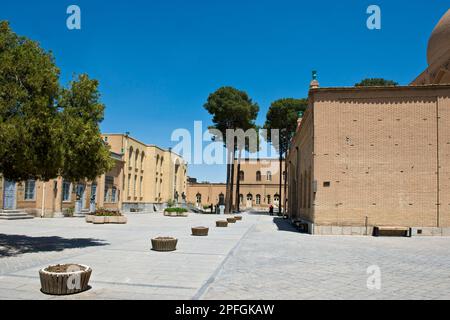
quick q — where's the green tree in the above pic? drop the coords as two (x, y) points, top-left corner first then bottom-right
(204, 87), (259, 214)
(59, 74), (114, 182)
(0, 21), (113, 203)
(264, 98), (308, 216)
(0, 20), (63, 181)
(355, 78), (398, 87)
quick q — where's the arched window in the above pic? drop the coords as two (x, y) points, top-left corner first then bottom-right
(135, 149), (140, 169)
(196, 193), (202, 204)
(256, 171), (261, 181)
(141, 152), (145, 171)
(218, 193), (225, 205)
(239, 171), (245, 181)
(247, 193), (253, 201)
(129, 147), (133, 164)
(266, 171), (272, 181)
(274, 194), (280, 203)
(256, 194), (261, 205)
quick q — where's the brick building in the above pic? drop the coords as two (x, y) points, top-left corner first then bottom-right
(287, 9), (450, 235)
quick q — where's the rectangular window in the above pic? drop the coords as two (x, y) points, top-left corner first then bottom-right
(24, 180), (36, 200)
(111, 187), (117, 203)
(62, 181), (71, 202)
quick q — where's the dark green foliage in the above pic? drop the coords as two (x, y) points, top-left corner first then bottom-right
(355, 78), (398, 87)
(0, 21), (113, 182)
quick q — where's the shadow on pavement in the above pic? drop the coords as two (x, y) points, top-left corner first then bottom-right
(0, 234), (109, 257)
(272, 217), (302, 233)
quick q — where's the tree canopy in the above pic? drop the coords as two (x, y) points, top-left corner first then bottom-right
(264, 98), (308, 156)
(355, 78), (399, 87)
(0, 21), (113, 182)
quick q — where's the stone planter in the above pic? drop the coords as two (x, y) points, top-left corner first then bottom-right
(85, 215), (95, 223)
(227, 217), (237, 224)
(151, 237), (178, 252)
(234, 216), (242, 221)
(192, 227), (209, 236)
(39, 264), (92, 296)
(92, 216), (105, 224)
(216, 220), (228, 227)
(90, 215), (127, 224)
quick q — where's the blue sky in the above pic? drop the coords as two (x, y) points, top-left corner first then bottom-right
(1, 1), (448, 182)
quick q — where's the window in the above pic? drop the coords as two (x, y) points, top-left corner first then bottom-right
(256, 194), (261, 205)
(140, 176), (143, 197)
(267, 195), (271, 204)
(24, 180), (36, 200)
(62, 181), (71, 202)
(256, 171), (261, 181)
(323, 181), (331, 187)
(266, 171), (272, 181)
(196, 193), (202, 204)
(134, 175), (137, 197)
(247, 193), (253, 201)
(274, 194), (280, 203)
(129, 147), (133, 164)
(219, 193), (225, 205)
(111, 187), (117, 202)
(239, 171), (245, 181)
(127, 174), (131, 197)
(135, 149), (140, 169)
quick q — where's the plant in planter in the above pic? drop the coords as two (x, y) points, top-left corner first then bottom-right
(227, 217), (237, 224)
(88, 208), (127, 224)
(216, 220), (228, 227)
(151, 237), (178, 252)
(39, 264), (92, 295)
(191, 227), (209, 236)
(63, 207), (75, 218)
(234, 216), (242, 221)
(164, 207), (188, 217)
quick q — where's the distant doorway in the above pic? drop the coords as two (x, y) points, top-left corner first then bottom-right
(3, 180), (16, 210)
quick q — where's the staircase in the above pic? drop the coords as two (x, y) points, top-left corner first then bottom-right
(0, 210), (34, 220)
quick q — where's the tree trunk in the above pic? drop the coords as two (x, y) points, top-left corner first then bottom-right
(283, 153), (288, 218)
(235, 149), (242, 212)
(224, 148), (233, 214)
(229, 149), (235, 213)
(279, 150), (283, 215)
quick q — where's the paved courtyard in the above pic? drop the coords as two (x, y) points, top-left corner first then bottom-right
(1, 212), (450, 300)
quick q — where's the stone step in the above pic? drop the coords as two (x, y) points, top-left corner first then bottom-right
(0, 210), (34, 220)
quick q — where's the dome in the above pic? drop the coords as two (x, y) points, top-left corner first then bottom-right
(427, 9), (450, 66)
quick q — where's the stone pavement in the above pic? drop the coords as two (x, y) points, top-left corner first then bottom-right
(1, 212), (450, 300)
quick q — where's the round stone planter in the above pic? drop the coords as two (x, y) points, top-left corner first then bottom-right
(216, 220), (228, 227)
(192, 227), (209, 236)
(227, 217), (237, 224)
(234, 216), (242, 221)
(151, 237), (178, 252)
(39, 264), (92, 296)
(90, 216), (127, 224)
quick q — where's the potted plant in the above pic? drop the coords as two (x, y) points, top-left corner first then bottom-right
(227, 217), (237, 224)
(216, 220), (228, 227)
(39, 264), (92, 295)
(87, 209), (127, 224)
(164, 207), (188, 217)
(63, 207), (75, 218)
(191, 227), (209, 236)
(151, 237), (178, 251)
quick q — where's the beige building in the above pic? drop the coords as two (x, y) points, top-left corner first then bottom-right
(0, 151), (124, 218)
(0, 134), (188, 217)
(187, 158), (285, 211)
(102, 134), (187, 212)
(287, 10), (450, 236)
